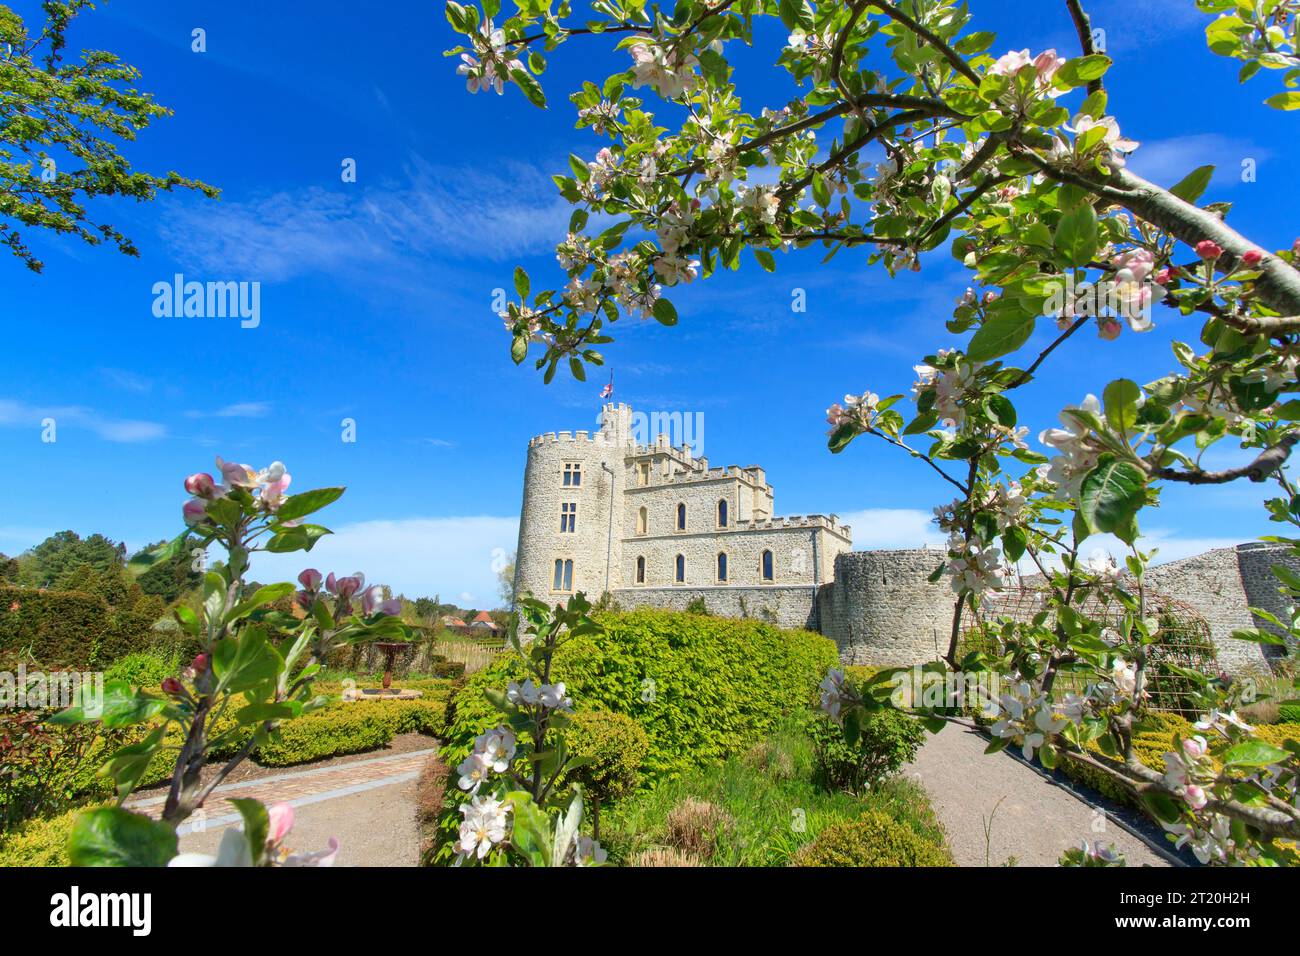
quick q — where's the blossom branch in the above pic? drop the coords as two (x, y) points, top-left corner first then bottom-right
(1149, 434), (1298, 484)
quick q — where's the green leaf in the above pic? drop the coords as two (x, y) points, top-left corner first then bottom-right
(1264, 91), (1300, 110)
(1056, 54), (1112, 88)
(228, 798), (270, 865)
(652, 298), (677, 326)
(513, 266), (530, 299)
(126, 531), (189, 577)
(1222, 741), (1290, 767)
(967, 311), (1035, 362)
(1079, 455), (1146, 543)
(214, 626), (283, 695)
(827, 422), (859, 454)
(1102, 378), (1141, 431)
(1053, 203), (1098, 267)
(69, 807), (178, 867)
(1169, 165), (1215, 203)
(510, 68), (546, 108)
(275, 487), (344, 523)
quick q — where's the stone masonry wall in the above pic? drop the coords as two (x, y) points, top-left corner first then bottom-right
(818, 549), (955, 667)
(1138, 543), (1300, 675)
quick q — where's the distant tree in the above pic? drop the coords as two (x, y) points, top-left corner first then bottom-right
(0, 1), (218, 272)
(413, 596), (439, 620)
(496, 551), (516, 609)
(0, 553), (18, 583)
(18, 530), (123, 587)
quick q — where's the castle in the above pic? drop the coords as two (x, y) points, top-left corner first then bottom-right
(513, 404), (1296, 676)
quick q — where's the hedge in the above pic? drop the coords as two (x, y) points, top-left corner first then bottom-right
(443, 609), (838, 783)
(1058, 714), (1300, 811)
(791, 811), (953, 867)
(0, 805), (92, 867)
(0, 587), (108, 668)
(431, 609), (837, 862)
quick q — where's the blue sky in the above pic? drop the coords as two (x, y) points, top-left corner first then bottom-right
(1, 0), (1296, 605)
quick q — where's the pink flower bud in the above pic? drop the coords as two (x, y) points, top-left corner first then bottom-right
(184, 472), (215, 498)
(298, 568), (322, 591)
(190, 654), (209, 674)
(161, 677), (184, 696)
(267, 802), (295, 845)
(1154, 267), (1175, 286)
(1241, 248), (1264, 267)
(1098, 316), (1122, 341)
(1184, 784), (1208, 811)
(1195, 240), (1223, 261)
(182, 498), (208, 527)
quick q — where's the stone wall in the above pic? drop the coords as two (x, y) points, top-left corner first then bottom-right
(1141, 543), (1300, 674)
(818, 549), (955, 667)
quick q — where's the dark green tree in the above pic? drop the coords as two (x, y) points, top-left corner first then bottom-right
(0, 1), (218, 272)
(18, 530), (123, 587)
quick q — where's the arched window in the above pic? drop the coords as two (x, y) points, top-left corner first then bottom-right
(717, 552), (728, 582)
(676, 502), (687, 531)
(552, 558), (573, 591)
(717, 499), (728, 528)
(637, 506), (648, 535)
(636, 555), (646, 585)
(761, 549), (774, 582)
(675, 554), (685, 584)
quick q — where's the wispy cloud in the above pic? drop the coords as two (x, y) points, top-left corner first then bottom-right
(0, 399), (165, 443)
(249, 515), (519, 605)
(836, 508), (946, 550)
(208, 402), (272, 419)
(159, 157), (572, 283)
(1127, 134), (1272, 192)
(100, 368), (152, 394)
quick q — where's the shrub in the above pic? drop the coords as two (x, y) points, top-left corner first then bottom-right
(663, 798), (735, 859)
(562, 710), (648, 837)
(0, 805), (94, 867)
(254, 706), (400, 766)
(443, 609), (838, 783)
(0, 587), (107, 667)
(810, 708), (926, 795)
(416, 752), (449, 863)
(683, 597), (709, 615)
(1278, 703), (1300, 724)
(105, 649), (181, 689)
(791, 811), (953, 867)
(0, 710), (111, 831)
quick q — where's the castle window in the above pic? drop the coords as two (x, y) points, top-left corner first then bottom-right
(559, 502), (577, 533)
(761, 550), (774, 582)
(676, 502), (687, 531)
(636, 556), (646, 584)
(636, 506), (647, 536)
(637, 461), (650, 487)
(675, 554), (685, 584)
(552, 558), (573, 592)
(717, 499), (728, 528)
(717, 552), (728, 583)
(562, 463), (582, 487)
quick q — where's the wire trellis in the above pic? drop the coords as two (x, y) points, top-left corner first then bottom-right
(960, 585), (1218, 717)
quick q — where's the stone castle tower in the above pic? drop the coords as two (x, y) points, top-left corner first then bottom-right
(513, 403), (852, 627)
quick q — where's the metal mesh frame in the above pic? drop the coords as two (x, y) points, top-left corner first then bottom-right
(961, 585), (1218, 717)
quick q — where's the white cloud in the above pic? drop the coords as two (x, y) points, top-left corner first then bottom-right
(1126, 134), (1271, 192)
(249, 515), (519, 607)
(0, 399), (165, 443)
(184, 402), (272, 419)
(159, 158), (572, 282)
(836, 508), (946, 550)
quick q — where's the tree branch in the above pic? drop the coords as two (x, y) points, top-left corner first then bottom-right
(1150, 434), (1298, 485)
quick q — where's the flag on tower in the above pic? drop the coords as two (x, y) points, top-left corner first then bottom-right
(599, 374), (614, 400)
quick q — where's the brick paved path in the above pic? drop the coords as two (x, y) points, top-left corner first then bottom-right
(127, 748), (437, 837)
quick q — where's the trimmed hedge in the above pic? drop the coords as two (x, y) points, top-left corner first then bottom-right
(0, 805), (92, 867)
(1059, 714), (1300, 811)
(443, 609), (838, 783)
(0, 587), (107, 667)
(791, 811), (953, 867)
(432, 609), (837, 862)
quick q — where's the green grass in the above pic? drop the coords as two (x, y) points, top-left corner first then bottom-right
(602, 716), (947, 867)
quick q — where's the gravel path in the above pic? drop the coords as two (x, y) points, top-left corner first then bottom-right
(905, 723), (1171, 867)
(137, 739), (437, 866)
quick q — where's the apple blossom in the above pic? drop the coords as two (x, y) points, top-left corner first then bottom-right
(1196, 239), (1224, 261)
(455, 794), (511, 862)
(1241, 248), (1264, 267)
(184, 472), (215, 497)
